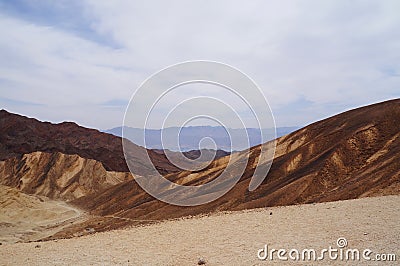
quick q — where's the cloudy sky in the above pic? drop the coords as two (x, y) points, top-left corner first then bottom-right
(0, 0), (399, 130)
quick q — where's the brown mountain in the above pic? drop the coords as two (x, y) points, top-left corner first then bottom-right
(0, 110), (179, 175)
(50, 98), (399, 237)
(152, 148), (230, 161)
(0, 151), (133, 201)
(1, 99), (399, 240)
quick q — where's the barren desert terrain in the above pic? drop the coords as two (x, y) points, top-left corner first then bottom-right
(0, 185), (86, 243)
(1, 195), (398, 265)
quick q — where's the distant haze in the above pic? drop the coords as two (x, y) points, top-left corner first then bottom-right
(0, 2), (399, 130)
(106, 126), (298, 151)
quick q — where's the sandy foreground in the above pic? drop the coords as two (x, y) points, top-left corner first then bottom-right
(0, 195), (399, 265)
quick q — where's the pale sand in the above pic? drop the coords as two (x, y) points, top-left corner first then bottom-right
(0, 195), (399, 265)
(0, 185), (85, 243)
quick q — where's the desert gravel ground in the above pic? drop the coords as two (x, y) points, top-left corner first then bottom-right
(0, 195), (399, 265)
(0, 185), (85, 243)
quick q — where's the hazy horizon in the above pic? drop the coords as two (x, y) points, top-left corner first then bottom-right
(2, 98), (398, 131)
(1, 1), (399, 130)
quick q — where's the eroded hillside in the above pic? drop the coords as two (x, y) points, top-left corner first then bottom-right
(0, 99), (399, 241)
(56, 99), (400, 238)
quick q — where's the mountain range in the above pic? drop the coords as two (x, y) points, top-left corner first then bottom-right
(0, 99), (399, 242)
(105, 126), (298, 151)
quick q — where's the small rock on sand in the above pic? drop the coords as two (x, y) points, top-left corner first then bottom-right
(198, 257), (206, 265)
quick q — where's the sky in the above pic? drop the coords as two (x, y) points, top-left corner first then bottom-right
(0, 0), (399, 130)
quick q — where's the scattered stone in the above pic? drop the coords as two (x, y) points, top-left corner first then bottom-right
(363, 232), (368, 235)
(198, 257), (206, 265)
(35, 244), (41, 248)
(85, 227), (96, 233)
(270, 212), (273, 215)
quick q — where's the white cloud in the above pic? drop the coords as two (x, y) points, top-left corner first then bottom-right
(0, 0), (399, 129)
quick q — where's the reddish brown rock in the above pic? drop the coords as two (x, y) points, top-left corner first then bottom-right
(55, 99), (400, 236)
(0, 110), (179, 175)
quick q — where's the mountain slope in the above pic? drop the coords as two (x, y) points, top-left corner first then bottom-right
(1, 99), (399, 240)
(57, 99), (400, 236)
(0, 151), (133, 201)
(0, 110), (179, 175)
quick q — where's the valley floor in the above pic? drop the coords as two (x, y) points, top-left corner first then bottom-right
(0, 195), (399, 265)
(0, 185), (86, 243)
